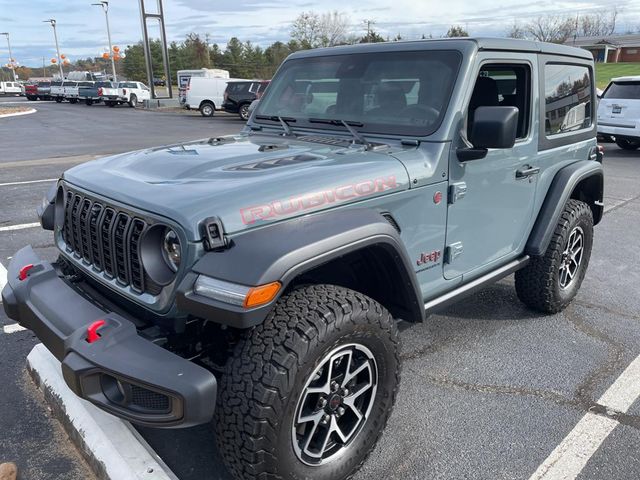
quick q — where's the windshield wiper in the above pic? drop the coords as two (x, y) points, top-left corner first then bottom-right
(308, 118), (371, 149)
(255, 115), (296, 136)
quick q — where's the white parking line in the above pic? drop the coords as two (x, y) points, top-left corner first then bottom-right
(0, 222), (40, 232)
(3, 324), (26, 334)
(530, 355), (640, 480)
(0, 178), (56, 187)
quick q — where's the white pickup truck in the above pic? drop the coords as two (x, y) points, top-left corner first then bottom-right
(64, 81), (94, 104)
(99, 81), (151, 108)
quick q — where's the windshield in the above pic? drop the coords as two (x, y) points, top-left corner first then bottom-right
(254, 50), (461, 136)
(603, 81), (640, 100)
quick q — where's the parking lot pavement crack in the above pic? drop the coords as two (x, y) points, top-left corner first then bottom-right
(603, 192), (640, 215)
(586, 402), (640, 431)
(408, 366), (578, 409)
(573, 300), (640, 322)
(563, 305), (630, 417)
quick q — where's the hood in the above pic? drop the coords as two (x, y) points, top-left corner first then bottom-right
(63, 134), (412, 240)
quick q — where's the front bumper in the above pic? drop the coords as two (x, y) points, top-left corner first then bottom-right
(2, 246), (217, 428)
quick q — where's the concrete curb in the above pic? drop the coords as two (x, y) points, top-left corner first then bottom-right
(0, 108), (36, 119)
(26, 344), (178, 480)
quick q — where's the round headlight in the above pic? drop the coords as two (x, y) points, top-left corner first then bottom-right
(162, 229), (181, 272)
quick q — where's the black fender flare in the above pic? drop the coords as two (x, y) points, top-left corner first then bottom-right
(177, 209), (424, 328)
(526, 160), (603, 257)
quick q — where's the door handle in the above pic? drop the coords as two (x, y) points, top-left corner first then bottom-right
(516, 166), (540, 179)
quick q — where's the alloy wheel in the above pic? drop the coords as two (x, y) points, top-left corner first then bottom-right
(559, 226), (584, 289)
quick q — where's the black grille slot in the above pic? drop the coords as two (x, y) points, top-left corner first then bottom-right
(130, 385), (170, 412)
(113, 213), (131, 285)
(129, 219), (145, 292)
(62, 188), (158, 296)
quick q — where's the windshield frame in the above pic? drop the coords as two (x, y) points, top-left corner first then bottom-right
(253, 49), (463, 138)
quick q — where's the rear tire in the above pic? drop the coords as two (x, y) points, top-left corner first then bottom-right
(199, 101), (214, 117)
(216, 284), (400, 480)
(239, 103), (250, 121)
(128, 95), (138, 108)
(69, 98), (78, 104)
(55, 97), (62, 103)
(515, 199), (593, 313)
(615, 138), (640, 151)
(85, 99), (93, 106)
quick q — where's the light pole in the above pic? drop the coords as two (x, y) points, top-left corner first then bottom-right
(0, 32), (17, 81)
(92, 1), (117, 82)
(43, 19), (64, 80)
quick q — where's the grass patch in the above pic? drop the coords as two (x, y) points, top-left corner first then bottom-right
(595, 63), (640, 89)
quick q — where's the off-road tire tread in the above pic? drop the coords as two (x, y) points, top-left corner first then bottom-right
(216, 284), (400, 480)
(515, 199), (593, 313)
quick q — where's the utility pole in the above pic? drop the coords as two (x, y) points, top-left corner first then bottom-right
(43, 19), (64, 79)
(42, 56), (46, 77)
(363, 19), (376, 42)
(0, 32), (17, 81)
(92, 1), (117, 82)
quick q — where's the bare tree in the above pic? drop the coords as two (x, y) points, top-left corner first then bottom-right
(525, 15), (575, 43)
(318, 11), (351, 47)
(291, 10), (351, 48)
(578, 9), (618, 37)
(506, 21), (526, 39)
(291, 12), (322, 48)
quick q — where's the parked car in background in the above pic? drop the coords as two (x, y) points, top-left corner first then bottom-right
(37, 82), (52, 100)
(153, 77), (166, 87)
(184, 76), (249, 117)
(79, 81), (113, 105)
(64, 81), (91, 104)
(0, 81), (23, 96)
(223, 80), (270, 120)
(51, 80), (68, 103)
(100, 81), (151, 108)
(23, 83), (39, 100)
(597, 76), (640, 150)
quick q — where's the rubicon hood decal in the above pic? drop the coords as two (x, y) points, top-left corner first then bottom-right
(240, 176), (398, 225)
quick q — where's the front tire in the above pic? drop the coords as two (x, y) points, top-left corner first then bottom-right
(85, 99), (93, 106)
(615, 138), (640, 151)
(129, 94), (138, 108)
(69, 98), (78, 104)
(216, 285), (400, 480)
(515, 199), (593, 313)
(55, 97), (62, 103)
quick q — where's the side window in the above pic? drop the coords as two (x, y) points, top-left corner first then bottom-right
(544, 64), (592, 136)
(468, 64), (531, 140)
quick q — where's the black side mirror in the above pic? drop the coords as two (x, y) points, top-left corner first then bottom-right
(458, 106), (519, 161)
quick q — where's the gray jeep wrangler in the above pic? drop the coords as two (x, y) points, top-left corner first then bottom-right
(3, 38), (603, 480)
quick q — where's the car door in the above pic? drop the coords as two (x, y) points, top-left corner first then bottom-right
(444, 58), (538, 280)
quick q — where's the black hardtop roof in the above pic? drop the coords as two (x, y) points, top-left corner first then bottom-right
(288, 37), (593, 61)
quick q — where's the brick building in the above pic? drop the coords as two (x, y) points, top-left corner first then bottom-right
(565, 34), (640, 63)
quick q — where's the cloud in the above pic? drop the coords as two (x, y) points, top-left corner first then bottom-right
(2, 0), (639, 67)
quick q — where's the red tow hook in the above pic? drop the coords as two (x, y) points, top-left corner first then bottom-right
(87, 320), (106, 343)
(18, 264), (35, 281)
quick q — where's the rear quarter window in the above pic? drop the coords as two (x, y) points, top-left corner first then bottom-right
(544, 64), (592, 136)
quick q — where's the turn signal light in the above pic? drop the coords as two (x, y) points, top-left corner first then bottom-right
(243, 282), (281, 309)
(18, 264), (34, 281)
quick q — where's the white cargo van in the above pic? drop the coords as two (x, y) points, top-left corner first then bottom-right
(185, 76), (248, 117)
(177, 68), (229, 105)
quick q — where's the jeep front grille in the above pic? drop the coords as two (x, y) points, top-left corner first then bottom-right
(62, 189), (162, 295)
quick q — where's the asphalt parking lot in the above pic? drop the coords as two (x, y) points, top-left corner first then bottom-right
(1, 96), (640, 480)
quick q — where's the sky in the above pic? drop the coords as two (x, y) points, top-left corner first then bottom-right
(0, 0), (639, 67)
